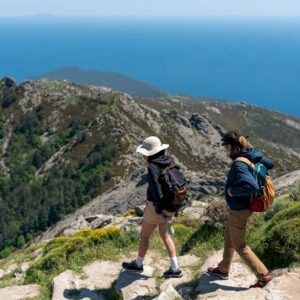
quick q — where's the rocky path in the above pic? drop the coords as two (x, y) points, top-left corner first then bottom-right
(0, 249), (300, 299)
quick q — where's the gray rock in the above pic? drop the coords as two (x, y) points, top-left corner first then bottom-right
(116, 266), (156, 300)
(89, 215), (112, 230)
(0, 284), (41, 300)
(156, 284), (182, 300)
(273, 169), (300, 195)
(183, 206), (205, 219)
(20, 262), (30, 273)
(63, 228), (79, 237)
(31, 247), (43, 258)
(81, 261), (122, 289)
(52, 270), (81, 300)
(2, 77), (17, 88)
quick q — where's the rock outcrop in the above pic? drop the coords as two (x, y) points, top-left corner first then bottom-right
(0, 284), (41, 300)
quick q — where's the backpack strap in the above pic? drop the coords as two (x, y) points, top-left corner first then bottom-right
(234, 157), (256, 169)
(161, 164), (176, 175)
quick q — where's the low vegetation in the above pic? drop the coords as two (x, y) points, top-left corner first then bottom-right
(248, 181), (300, 269)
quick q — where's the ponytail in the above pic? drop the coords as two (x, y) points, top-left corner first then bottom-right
(238, 136), (250, 150)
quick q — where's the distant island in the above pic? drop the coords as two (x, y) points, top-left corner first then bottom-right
(31, 67), (167, 98)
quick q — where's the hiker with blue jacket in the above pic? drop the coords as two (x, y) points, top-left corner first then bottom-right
(122, 136), (183, 278)
(208, 131), (273, 288)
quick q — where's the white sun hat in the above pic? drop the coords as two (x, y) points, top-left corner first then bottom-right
(136, 136), (169, 157)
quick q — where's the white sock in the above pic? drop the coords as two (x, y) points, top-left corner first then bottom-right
(135, 256), (144, 267)
(170, 256), (179, 271)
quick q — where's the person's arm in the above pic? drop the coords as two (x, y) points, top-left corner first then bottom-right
(229, 162), (260, 197)
(148, 165), (164, 214)
(261, 156), (274, 170)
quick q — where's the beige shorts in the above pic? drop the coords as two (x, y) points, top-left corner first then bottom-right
(143, 201), (165, 225)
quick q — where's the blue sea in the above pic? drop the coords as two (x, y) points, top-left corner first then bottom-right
(0, 16), (300, 117)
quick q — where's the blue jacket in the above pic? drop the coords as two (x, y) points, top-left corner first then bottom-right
(147, 154), (173, 214)
(225, 149), (274, 210)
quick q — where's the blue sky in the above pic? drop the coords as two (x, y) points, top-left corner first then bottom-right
(1, 0), (300, 17)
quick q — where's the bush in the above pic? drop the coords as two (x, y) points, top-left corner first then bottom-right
(289, 180), (300, 201)
(179, 223), (224, 256)
(260, 218), (300, 268)
(16, 235), (25, 248)
(264, 198), (295, 220)
(204, 199), (229, 227)
(0, 246), (11, 259)
(250, 197), (300, 269)
(268, 202), (300, 224)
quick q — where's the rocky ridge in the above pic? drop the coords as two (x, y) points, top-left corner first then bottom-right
(35, 167), (300, 243)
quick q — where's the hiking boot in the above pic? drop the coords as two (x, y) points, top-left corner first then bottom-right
(163, 268), (183, 278)
(122, 260), (143, 272)
(207, 266), (229, 280)
(249, 274), (272, 288)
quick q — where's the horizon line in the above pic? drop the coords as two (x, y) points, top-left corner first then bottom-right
(1, 13), (300, 18)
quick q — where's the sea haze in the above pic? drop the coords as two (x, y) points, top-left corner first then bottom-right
(0, 16), (299, 117)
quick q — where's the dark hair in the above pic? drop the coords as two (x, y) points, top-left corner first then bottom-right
(147, 150), (165, 163)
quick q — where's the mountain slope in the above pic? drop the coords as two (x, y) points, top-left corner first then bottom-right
(30, 67), (167, 98)
(0, 77), (300, 254)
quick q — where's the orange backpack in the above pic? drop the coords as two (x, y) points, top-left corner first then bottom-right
(235, 157), (275, 212)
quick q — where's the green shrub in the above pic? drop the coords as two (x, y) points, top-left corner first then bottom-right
(179, 223), (224, 256)
(289, 180), (300, 201)
(0, 247), (11, 259)
(264, 198), (295, 220)
(268, 202), (300, 224)
(204, 199), (229, 227)
(260, 218), (300, 268)
(16, 235), (26, 248)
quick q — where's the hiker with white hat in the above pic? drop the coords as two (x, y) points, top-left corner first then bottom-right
(122, 136), (183, 278)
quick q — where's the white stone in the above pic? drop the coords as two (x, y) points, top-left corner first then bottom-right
(52, 270), (81, 300)
(81, 261), (122, 289)
(116, 266), (156, 300)
(20, 262), (30, 272)
(157, 284), (182, 300)
(0, 284), (41, 300)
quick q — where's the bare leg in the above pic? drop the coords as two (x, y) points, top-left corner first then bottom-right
(158, 222), (176, 257)
(138, 221), (157, 257)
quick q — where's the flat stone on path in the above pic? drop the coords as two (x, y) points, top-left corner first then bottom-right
(0, 284), (41, 300)
(116, 266), (157, 300)
(52, 270), (81, 300)
(81, 261), (122, 289)
(155, 284), (183, 300)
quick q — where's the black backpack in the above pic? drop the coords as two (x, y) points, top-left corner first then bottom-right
(159, 164), (189, 215)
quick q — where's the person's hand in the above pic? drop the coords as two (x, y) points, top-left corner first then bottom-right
(227, 188), (233, 197)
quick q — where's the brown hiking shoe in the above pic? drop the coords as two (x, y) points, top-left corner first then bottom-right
(249, 274), (272, 288)
(207, 266), (229, 280)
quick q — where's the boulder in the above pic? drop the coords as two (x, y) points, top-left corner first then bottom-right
(0, 284), (41, 299)
(52, 270), (81, 300)
(63, 228), (79, 237)
(81, 261), (122, 289)
(115, 266), (156, 299)
(195, 249), (300, 300)
(20, 262), (30, 272)
(52, 261), (122, 299)
(273, 170), (300, 195)
(183, 206), (205, 219)
(156, 284), (182, 300)
(89, 215), (112, 229)
(70, 215), (90, 230)
(2, 77), (17, 88)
